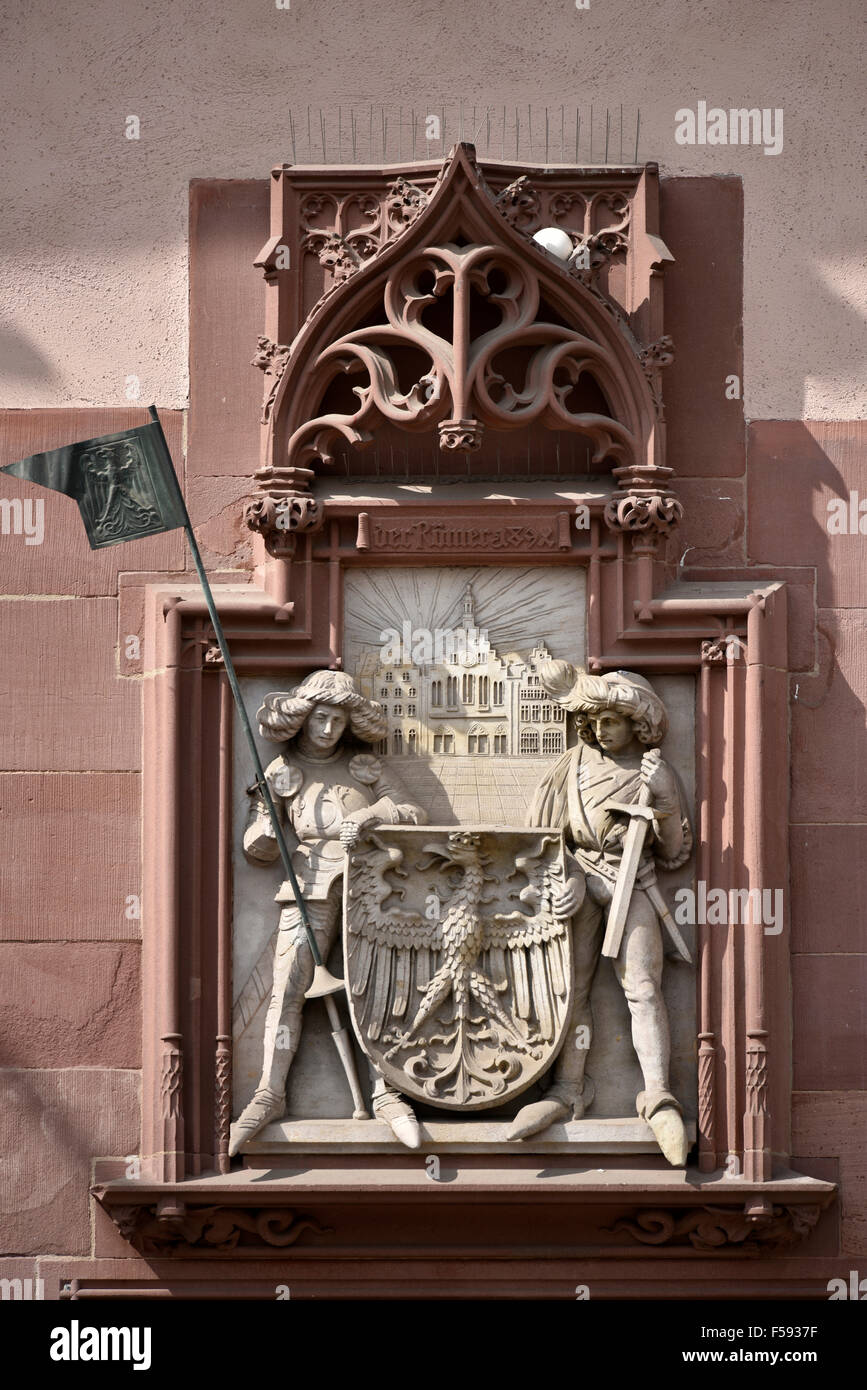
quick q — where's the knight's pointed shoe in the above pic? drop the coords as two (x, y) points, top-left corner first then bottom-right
(637, 1090), (688, 1166)
(646, 1104), (688, 1166)
(228, 1087), (284, 1157)
(506, 1076), (593, 1141)
(372, 1086), (422, 1149)
(505, 1097), (570, 1140)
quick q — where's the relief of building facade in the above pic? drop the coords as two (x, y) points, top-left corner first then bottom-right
(357, 584), (565, 759)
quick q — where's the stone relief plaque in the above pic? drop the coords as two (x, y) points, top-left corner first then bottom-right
(229, 565), (697, 1161)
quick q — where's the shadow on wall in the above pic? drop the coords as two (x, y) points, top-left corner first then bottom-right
(0, 326), (64, 389)
(746, 420), (867, 811)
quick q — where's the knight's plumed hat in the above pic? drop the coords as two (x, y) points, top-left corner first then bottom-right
(537, 660), (668, 747)
(257, 669), (388, 744)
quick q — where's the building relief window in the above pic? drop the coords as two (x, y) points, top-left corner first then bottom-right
(542, 729), (564, 755)
(380, 687), (389, 699)
(493, 731), (507, 753)
(431, 680), (442, 706)
(520, 730), (539, 754)
(446, 676), (458, 705)
(462, 673), (475, 703)
(393, 729), (403, 754)
(408, 704), (416, 716)
(478, 675), (489, 706)
(493, 681), (504, 705)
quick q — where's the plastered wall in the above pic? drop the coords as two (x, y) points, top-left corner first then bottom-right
(1, 0), (865, 418)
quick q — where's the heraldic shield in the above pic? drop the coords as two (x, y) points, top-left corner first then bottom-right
(343, 826), (573, 1110)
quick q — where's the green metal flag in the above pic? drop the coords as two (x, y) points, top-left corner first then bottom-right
(0, 420), (186, 549)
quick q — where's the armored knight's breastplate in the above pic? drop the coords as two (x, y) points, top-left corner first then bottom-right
(288, 758), (372, 841)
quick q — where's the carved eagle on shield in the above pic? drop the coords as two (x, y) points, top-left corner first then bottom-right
(344, 826), (573, 1109)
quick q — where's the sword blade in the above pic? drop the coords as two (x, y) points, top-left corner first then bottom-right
(645, 883), (693, 964)
(601, 814), (651, 958)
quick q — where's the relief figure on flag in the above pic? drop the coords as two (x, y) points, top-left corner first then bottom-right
(506, 665), (694, 1165)
(229, 670), (428, 1154)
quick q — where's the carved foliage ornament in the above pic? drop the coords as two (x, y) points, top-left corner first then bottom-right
(300, 176), (430, 295)
(243, 492), (323, 558)
(603, 490), (683, 535)
(111, 1204), (329, 1256)
(252, 336), (292, 425)
(612, 1204), (822, 1254)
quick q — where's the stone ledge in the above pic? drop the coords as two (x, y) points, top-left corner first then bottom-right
(242, 1115), (698, 1155)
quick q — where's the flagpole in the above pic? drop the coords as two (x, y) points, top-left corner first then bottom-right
(147, 407), (368, 1120)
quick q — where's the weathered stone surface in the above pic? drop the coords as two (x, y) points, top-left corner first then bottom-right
(793, 1092), (867, 1256)
(792, 955), (867, 1092)
(188, 181), (268, 480)
(791, 609), (867, 823)
(0, 1069), (139, 1255)
(674, 478), (745, 567)
(747, 421), (867, 606)
(118, 569), (246, 677)
(0, 945), (140, 1067)
(0, 600), (139, 770)
(185, 474), (255, 567)
(662, 176), (744, 482)
(790, 826), (867, 955)
(0, 773), (140, 940)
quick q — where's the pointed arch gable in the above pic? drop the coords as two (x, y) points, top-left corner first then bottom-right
(266, 146), (660, 482)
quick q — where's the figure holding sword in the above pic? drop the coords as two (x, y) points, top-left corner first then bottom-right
(508, 665), (693, 1165)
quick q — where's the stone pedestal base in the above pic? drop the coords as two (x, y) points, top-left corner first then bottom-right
(240, 1115), (698, 1155)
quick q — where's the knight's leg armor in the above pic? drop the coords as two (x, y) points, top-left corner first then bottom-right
(229, 896), (338, 1156)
